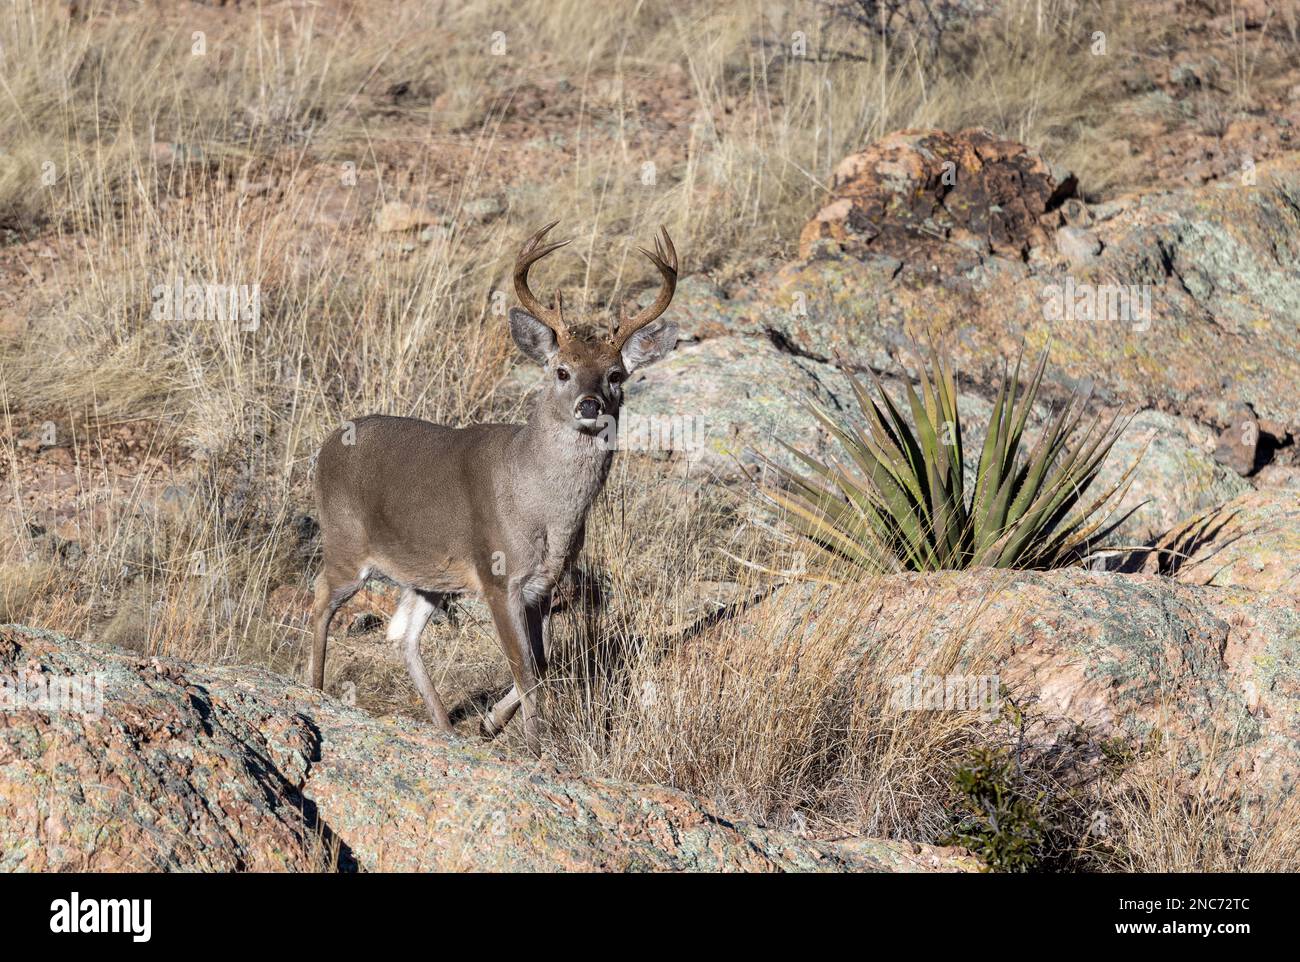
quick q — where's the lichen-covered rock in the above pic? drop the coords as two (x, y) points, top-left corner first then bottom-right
(1097, 410), (1250, 545)
(798, 128), (1074, 269)
(770, 167), (1300, 434)
(624, 334), (862, 480)
(627, 335), (1244, 544)
(725, 568), (1300, 807)
(0, 627), (331, 872)
(0, 625), (978, 873)
(1124, 489), (1300, 593)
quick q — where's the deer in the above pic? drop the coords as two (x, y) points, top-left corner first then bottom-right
(307, 223), (679, 755)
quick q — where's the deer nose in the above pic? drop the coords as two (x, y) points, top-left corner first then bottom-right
(575, 396), (603, 421)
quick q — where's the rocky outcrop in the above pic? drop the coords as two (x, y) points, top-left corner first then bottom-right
(625, 134), (1300, 552)
(1097, 410), (1250, 544)
(718, 567), (1300, 809)
(0, 625), (977, 872)
(1123, 489), (1300, 593)
(798, 128), (1074, 271)
(625, 336), (1247, 543)
(771, 162), (1300, 435)
(648, 132), (1300, 442)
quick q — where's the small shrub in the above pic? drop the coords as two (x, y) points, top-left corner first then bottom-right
(945, 746), (1047, 872)
(819, 0), (973, 58)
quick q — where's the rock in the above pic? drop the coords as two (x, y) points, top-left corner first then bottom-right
(1059, 197), (1094, 229)
(629, 330), (1245, 545)
(655, 275), (743, 342)
(798, 128), (1074, 271)
(624, 333), (864, 481)
(1055, 226), (1103, 265)
(238, 177), (275, 198)
(461, 196), (504, 222)
(765, 153), (1300, 435)
(347, 611), (383, 635)
(0, 306), (26, 339)
(0, 625), (978, 872)
(1254, 464), (1300, 490)
(1096, 409), (1250, 545)
(1213, 404), (1261, 476)
(724, 567), (1300, 807)
(375, 200), (438, 234)
(1123, 489), (1300, 593)
(1170, 62), (1202, 88)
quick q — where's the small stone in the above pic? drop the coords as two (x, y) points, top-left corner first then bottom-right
(1060, 197), (1093, 229)
(462, 196), (504, 223)
(238, 178), (274, 197)
(1055, 226), (1103, 266)
(1214, 405), (1260, 476)
(1170, 62), (1202, 88)
(347, 612), (384, 636)
(376, 201), (437, 234)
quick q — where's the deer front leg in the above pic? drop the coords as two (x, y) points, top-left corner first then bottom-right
(481, 594), (550, 739)
(483, 586), (547, 755)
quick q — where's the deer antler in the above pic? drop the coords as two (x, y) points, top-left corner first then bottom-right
(609, 226), (677, 350)
(514, 221), (573, 345)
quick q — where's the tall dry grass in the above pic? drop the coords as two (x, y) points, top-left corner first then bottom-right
(1, 0), (1129, 651)
(1105, 749), (1300, 872)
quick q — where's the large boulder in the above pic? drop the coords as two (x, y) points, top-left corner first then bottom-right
(719, 568), (1300, 808)
(798, 128), (1074, 271)
(0, 625), (977, 872)
(1123, 489), (1300, 593)
(623, 334), (861, 481)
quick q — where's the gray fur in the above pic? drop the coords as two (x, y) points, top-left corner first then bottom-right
(309, 328), (675, 755)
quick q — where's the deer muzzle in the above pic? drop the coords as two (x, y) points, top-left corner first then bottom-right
(575, 396), (604, 422)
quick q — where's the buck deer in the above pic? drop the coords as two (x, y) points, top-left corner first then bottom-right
(308, 223), (679, 754)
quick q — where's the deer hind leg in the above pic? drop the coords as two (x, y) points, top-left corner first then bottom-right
(392, 588), (454, 732)
(481, 593), (550, 744)
(309, 564), (369, 689)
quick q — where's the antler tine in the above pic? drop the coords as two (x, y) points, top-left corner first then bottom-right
(611, 226), (678, 349)
(513, 221), (573, 343)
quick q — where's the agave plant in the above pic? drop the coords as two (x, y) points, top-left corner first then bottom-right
(756, 344), (1138, 575)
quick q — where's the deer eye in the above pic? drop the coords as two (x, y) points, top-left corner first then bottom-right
(608, 370), (624, 386)
(556, 368), (570, 382)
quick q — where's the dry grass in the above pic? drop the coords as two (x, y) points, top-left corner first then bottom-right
(1105, 750), (1300, 872)
(0, 0), (1129, 655)
(2, 0), (1296, 865)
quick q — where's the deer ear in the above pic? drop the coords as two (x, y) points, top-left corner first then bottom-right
(510, 308), (557, 365)
(621, 320), (678, 372)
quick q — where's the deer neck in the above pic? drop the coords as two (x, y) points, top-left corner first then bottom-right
(510, 402), (615, 521)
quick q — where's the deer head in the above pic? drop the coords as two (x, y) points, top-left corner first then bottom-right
(509, 222), (679, 433)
